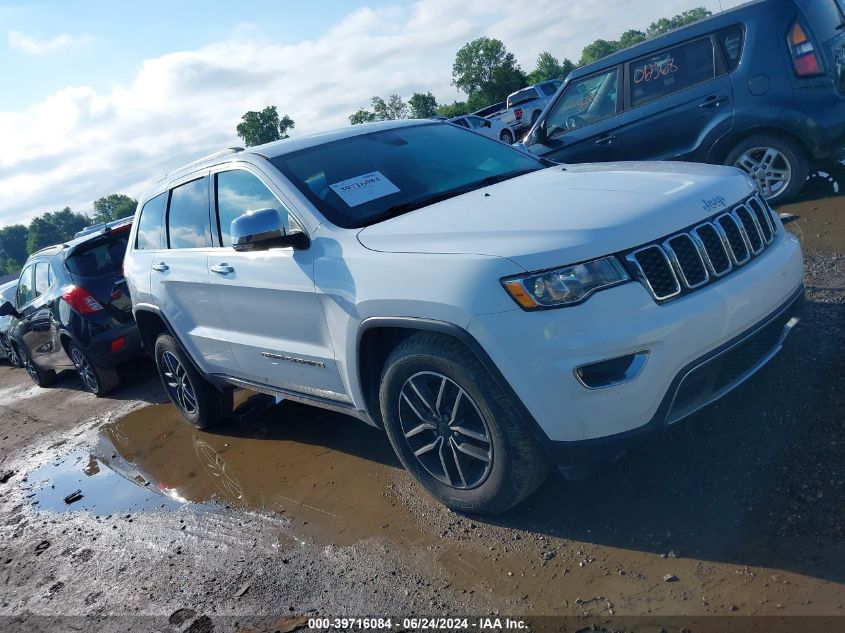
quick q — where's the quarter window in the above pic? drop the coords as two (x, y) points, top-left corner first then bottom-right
(167, 177), (212, 249)
(629, 38), (716, 107)
(545, 69), (619, 137)
(17, 266), (34, 307)
(135, 193), (167, 250)
(34, 262), (52, 298)
(216, 170), (290, 247)
(717, 26), (744, 72)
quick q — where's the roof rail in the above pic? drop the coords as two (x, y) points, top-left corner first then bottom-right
(31, 243), (67, 257)
(156, 147), (245, 183)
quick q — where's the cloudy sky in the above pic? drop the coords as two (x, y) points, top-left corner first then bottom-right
(0, 0), (745, 226)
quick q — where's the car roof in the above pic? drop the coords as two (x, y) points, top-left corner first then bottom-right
(25, 216), (133, 265)
(568, 0), (771, 80)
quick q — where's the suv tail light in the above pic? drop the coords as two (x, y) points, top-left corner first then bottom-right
(62, 285), (104, 314)
(788, 22), (822, 77)
(514, 108), (523, 121)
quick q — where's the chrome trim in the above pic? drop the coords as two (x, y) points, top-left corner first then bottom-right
(690, 223), (733, 277)
(666, 307), (800, 426)
(748, 196), (774, 244)
(729, 208), (757, 256)
(733, 205), (764, 254)
(261, 351), (325, 368)
(574, 350), (650, 390)
(715, 213), (750, 265)
(626, 246), (681, 300)
(663, 234), (710, 289)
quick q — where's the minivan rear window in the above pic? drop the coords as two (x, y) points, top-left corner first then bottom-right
(629, 37), (716, 107)
(66, 234), (129, 277)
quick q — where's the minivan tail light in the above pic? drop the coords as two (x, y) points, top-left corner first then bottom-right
(788, 22), (822, 77)
(62, 285), (104, 314)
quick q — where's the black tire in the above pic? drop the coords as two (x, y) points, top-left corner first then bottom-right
(68, 343), (119, 397)
(379, 333), (549, 515)
(725, 134), (809, 204)
(21, 349), (56, 388)
(154, 333), (231, 429)
(499, 129), (514, 144)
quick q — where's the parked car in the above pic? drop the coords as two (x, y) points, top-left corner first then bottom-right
(487, 80), (562, 137)
(449, 114), (516, 143)
(124, 120), (803, 514)
(522, 0), (845, 202)
(0, 280), (22, 367)
(0, 217), (143, 395)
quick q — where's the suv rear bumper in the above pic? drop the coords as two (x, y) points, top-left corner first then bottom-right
(84, 321), (143, 368)
(467, 230), (804, 467)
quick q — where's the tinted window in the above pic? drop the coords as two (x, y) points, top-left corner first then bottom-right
(34, 262), (52, 297)
(271, 124), (544, 228)
(136, 193), (166, 250)
(545, 68), (618, 136)
(452, 118), (469, 128)
(718, 27), (744, 72)
(17, 266), (34, 307)
(66, 233), (129, 276)
(216, 170), (289, 247)
(507, 87), (539, 108)
(797, 0), (845, 40)
(468, 116), (488, 129)
(167, 177), (211, 249)
(630, 38), (715, 107)
(540, 81), (561, 96)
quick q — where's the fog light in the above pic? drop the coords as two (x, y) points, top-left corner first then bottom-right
(575, 351), (649, 389)
(110, 336), (126, 353)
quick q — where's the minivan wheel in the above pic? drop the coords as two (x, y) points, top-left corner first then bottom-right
(379, 333), (549, 515)
(69, 343), (119, 397)
(500, 129), (514, 144)
(21, 351), (56, 388)
(726, 135), (808, 203)
(154, 333), (231, 429)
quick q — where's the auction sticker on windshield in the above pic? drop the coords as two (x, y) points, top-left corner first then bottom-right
(329, 171), (400, 207)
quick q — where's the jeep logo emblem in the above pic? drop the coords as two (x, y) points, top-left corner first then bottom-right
(702, 195), (727, 213)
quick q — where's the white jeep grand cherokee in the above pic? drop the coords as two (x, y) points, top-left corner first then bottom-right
(124, 120), (803, 514)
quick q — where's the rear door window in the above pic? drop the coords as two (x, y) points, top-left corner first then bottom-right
(34, 262), (52, 297)
(215, 170), (290, 247)
(167, 177), (212, 249)
(66, 233), (129, 277)
(717, 26), (744, 72)
(135, 193), (166, 250)
(629, 37), (716, 107)
(539, 81), (561, 96)
(17, 266), (34, 307)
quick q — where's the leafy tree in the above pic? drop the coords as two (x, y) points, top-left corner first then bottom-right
(0, 224), (29, 268)
(408, 92), (438, 119)
(647, 8), (711, 37)
(0, 258), (19, 276)
(452, 37), (527, 105)
(349, 108), (377, 125)
(26, 217), (65, 254)
(93, 194), (137, 223)
(43, 207), (90, 239)
(579, 38), (620, 66)
(527, 52), (575, 84)
(372, 94), (409, 121)
(236, 106), (295, 147)
(435, 101), (471, 118)
(618, 29), (647, 49)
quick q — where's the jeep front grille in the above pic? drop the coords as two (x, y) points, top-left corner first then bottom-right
(625, 194), (778, 303)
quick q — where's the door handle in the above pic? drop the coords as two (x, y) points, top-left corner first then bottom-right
(699, 94), (728, 108)
(210, 263), (234, 274)
(152, 262), (169, 272)
(595, 134), (617, 145)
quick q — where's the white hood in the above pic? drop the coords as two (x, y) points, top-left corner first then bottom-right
(357, 162), (755, 272)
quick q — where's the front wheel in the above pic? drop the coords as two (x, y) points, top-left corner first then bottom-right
(726, 134), (808, 203)
(69, 343), (119, 397)
(499, 129), (514, 144)
(154, 333), (231, 429)
(2, 337), (22, 368)
(379, 333), (549, 515)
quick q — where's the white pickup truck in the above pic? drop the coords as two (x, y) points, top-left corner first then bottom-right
(487, 80), (562, 138)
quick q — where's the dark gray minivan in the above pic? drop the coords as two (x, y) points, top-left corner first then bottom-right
(523, 0), (845, 202)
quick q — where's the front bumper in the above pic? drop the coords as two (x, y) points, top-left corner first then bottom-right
(467, 230), (804, 465)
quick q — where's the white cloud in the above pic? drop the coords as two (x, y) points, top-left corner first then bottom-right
(7, 29), (90, 56)
(0, 0), (722, 225)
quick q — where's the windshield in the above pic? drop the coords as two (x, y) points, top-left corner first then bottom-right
(270, 123), (545, 228)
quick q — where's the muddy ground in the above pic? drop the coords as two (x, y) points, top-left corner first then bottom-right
(0, 175), (843, 632)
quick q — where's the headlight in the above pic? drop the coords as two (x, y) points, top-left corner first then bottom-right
(502, 256), (630, 309)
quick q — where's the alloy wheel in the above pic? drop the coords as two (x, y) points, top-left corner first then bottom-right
(23, 354), (39, 383)
(734, 147), (792, 200)
(398, 371), (493, 490)
(70, 347), (99, 393)
(161, 351), (198, 415)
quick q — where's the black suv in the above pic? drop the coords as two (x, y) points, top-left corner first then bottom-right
(0, 218), (143, 395)
(524, 0), (845, 202)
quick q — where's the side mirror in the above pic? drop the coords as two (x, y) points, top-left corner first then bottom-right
(527, 124), (547, 146)
(483, 120), (491, 128)
(0, 301), (20, 319)
(230, 208), (309, 252)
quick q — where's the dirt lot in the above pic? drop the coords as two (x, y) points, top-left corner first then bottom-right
(0, 178), (843, 632)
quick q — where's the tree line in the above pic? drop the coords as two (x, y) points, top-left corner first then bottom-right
(0, 194), (137, 276)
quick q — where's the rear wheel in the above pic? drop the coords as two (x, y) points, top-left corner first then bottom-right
(21, 350), (56, 388)
(379, 333), (549, 515)
(154, 333), (231, 429)
(499, 129), (514, 144)
(726, 134), (808, 203)
(69, 343), (119, 397)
